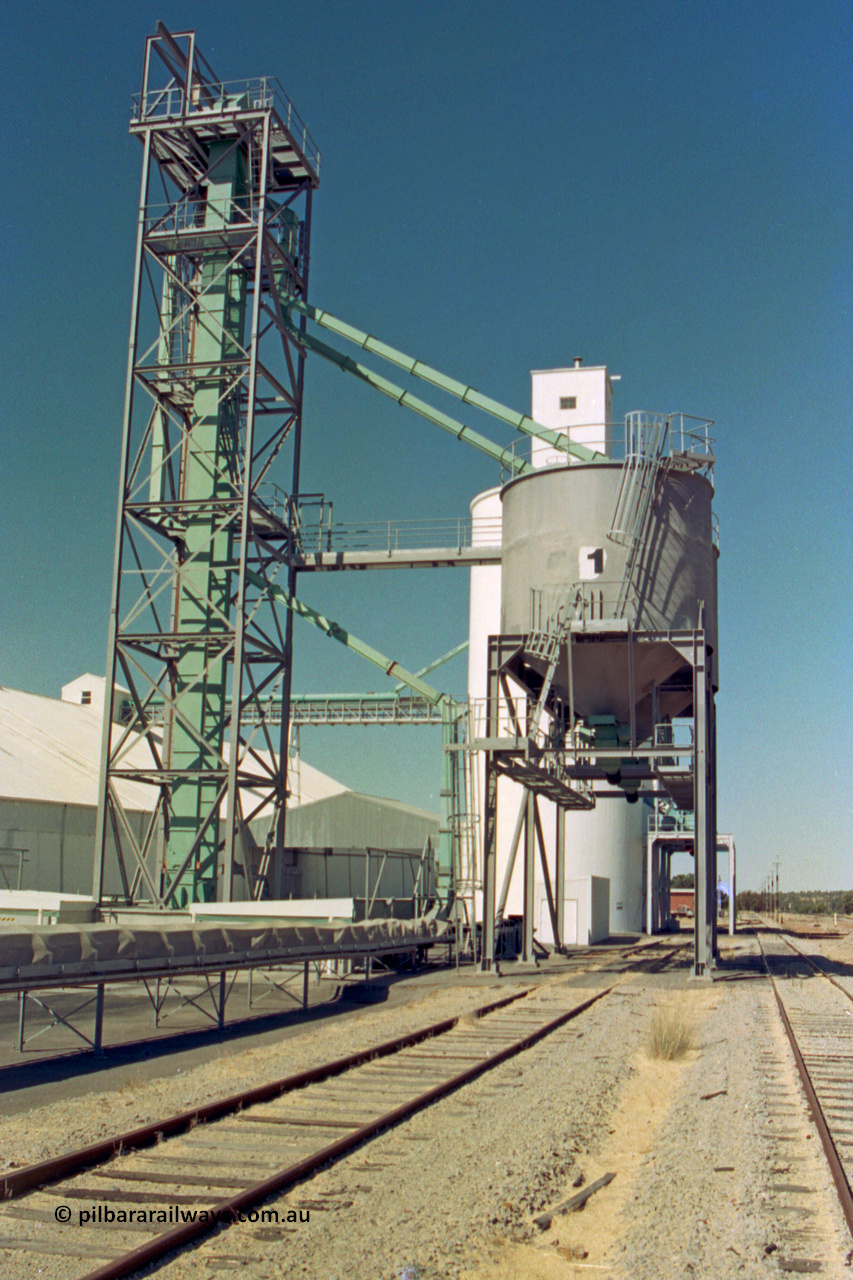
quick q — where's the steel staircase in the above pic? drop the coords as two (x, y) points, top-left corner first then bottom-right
(608, 412), (671, 619)
(525, 628), (565, 741)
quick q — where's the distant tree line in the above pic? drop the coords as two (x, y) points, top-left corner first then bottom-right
(736, 889), (853, 916)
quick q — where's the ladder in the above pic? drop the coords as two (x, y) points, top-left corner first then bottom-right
(525, 629), (565, 741)
(608, 412), (671, 619)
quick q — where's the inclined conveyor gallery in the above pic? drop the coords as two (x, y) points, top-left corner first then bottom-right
(0, 915), (450, 1053)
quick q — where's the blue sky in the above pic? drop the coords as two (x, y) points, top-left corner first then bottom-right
(2, 1), (851, 891)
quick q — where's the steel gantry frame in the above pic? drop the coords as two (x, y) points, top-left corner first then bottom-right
(645, 815), (736, 940)
(474, 625), (718, 976)
(94, 26), (320, 908)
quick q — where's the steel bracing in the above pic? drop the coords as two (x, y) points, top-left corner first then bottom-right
(94, 26), (319, 908)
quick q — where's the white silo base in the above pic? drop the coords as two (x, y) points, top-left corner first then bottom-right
(535, 876), (610, 946)
(563, 801), (646, 934)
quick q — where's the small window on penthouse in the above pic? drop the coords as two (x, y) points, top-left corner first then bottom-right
(560, 396), (577, 410)
(81, 690), (92, 705)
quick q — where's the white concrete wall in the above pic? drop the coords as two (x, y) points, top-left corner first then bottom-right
(564, 802), (646, 934)
(534, 875), (610, 946)
(469, 486), (531, 921)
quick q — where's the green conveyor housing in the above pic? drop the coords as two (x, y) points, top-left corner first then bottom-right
(282, 298), (606, 470)
(166, 140), (248, 905)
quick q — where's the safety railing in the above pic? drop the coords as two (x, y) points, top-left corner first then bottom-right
(529, 580), (639, 631)
(648, 806), (695, 835)
(499, 413), (715, 484)
(653, 722), (694, 774)
(499, 426), (612, 482)
(131, 76), (321, 178)
(243, 696), (444, 726)
(142, 196), (300, 250)
(272, 491), (502, 556)
(467, 697), (594, 758)
(667, 413), (715, 475)
(292, 517), (501, 556)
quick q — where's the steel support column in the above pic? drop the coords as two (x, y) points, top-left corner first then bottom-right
(661, 846), (672, 930)
(480, 637), (500, 970)
(693, 633), (717, 976)
(94, 984), (105, 1054)
(522, 789), (536, 963)
(555, 804), (565, 951)
(275, 184), (313, 896)
(709, 688), (719, 958)
(726, 837), (737, 936)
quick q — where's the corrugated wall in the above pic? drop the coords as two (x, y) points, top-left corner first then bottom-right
(278, 792), (439, 851)
(0, 799), (148, 898)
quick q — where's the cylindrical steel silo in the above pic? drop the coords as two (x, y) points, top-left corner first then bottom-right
(500, 460), (718, 735)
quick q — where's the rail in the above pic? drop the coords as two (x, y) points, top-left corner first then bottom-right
(141, 195), (300, 244)
(0, 983), (625, 1280)
(652, 722), (695, 780)
(257, 488), (503, 558)
(756, 929), (853, 1241)
(467, 698), (694, 770)
(0, 937), (691, 1280)
(255, 695), (444, 726)
(647, 806), (695, 836)
(1, 987), (533, 1201)
(530, 579), (639, 631)
(467, 697), (595, 760)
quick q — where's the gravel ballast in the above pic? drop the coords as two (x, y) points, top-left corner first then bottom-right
(2, 934), (853, 1279)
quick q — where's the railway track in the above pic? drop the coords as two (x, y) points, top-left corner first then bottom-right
(0, 941), (683, 1280)
(0, 933), (679, 1073)
(757, 927), (853, 1242)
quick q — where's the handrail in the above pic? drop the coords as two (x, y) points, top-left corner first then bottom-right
(500, 413), (715, 484)
(289, 514), (502, 556)
(131, 75), (321, 178)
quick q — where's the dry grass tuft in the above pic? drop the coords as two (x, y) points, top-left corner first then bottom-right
(117, 1067), (148, 1095)
(645, 1001), (696, 1061)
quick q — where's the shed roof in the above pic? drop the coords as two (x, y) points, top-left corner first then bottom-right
(0, 685), (348, 813)
(0, 686), (153, 810)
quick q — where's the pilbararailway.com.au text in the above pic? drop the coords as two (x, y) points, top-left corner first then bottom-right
(53, 1204), (309, 1226)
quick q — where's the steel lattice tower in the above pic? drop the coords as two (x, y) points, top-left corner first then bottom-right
(94, 25), (319, 906)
